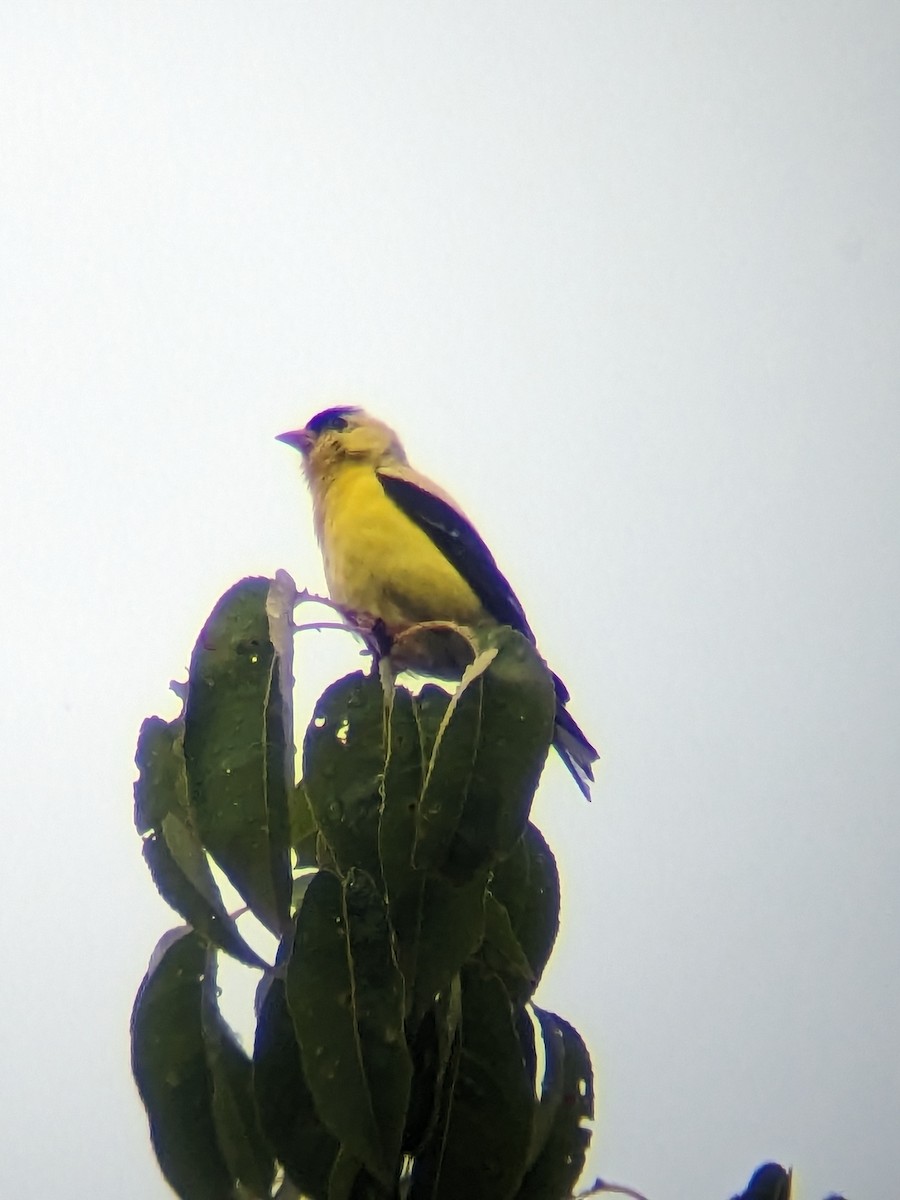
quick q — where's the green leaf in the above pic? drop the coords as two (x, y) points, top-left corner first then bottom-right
(326, 1150), (396, 1200)
(182, 577), (292, 936)
(380, 687), (488, 1017)
(412, 631), (556, 881)
(408, 1018), (462, 1200)
(302, 671), (385, 882)
(520, 1006), (565, 1173)
(327, 1149), (363, 1200)
(316, 829), (338, 872)
(413, 651), (492, 873)
(290, 781), (319, 868)
(480, 895), (536, 997)
(200, 961), (274, 1199)
(142, 815), (268, 969)
(286, 870), (412, 1187)
(411, 968), (534, 1200)
(254, 975), (338, 1200)
(135, 708), (268, 967)
(448, 629), (556, 876)
(412, 684), (453, 763)
(487, 825), (560, 1002)
(291, 868), (318, 911)
(378, 686), (427, 1000)
(514, 1010), (594, 1200)
(134, 715), (188, 834)
(412, 873), (488, 1017)
(404, 981), (463, 1157)
(131, 930), (235, 1200)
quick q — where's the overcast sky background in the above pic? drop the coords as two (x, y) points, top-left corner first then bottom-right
(2, 4), (898, 1198)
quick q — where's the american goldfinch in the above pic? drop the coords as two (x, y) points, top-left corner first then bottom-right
(277, 407), (598, 799)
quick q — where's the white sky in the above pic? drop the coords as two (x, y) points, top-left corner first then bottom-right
(2, 3), (898, 1198)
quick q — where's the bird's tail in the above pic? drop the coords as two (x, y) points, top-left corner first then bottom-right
(551, 674), (598, 801)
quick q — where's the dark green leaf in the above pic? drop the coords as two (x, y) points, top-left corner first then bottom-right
(327, 1149), (363, 1200)
(378, 687), (426, 1001)
(290, 782), (319, 868)
(413, 653), (490, 873)
(302, 671), (385, 882)
(291, 869), (318, 911)
(135, 708), (267, 967)
(379, 688), (488, 1017)
(408, 1015), (461, 1200)
(131, 930), (234, 1200)
(326, 1150), (396, 1200)
(134, 715), (187, 834)
(480, 896), (536, 999)
(411, 872), (488, 1017)
(182, 577), (292, 935)
(487, 825), (560, 1001)
(404, 982), (463, 1157)
(521, 1006), (565, 1173)
(410, 632), (555, 882)
(310, 830), (331, 870)
(286, 870), (412, 1187)
(200, 960), (274, 1198)
(254, 975), (338, 1200)
(412, 968), (534, 1200)
(412, 684), (452, 764)
(142, 815), (268, 969)
(514, 1010), (593, 1200)
(447, 630), (556, 877)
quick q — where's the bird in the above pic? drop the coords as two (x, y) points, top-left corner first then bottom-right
(277, 406), (598, 799)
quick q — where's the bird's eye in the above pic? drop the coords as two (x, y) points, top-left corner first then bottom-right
(306, 406), (356, 437)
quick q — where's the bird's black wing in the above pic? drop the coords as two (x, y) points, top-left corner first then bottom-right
(379, 469), (599, 799)
(376, 471), (535, 642)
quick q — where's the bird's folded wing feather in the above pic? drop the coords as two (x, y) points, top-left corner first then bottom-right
(376, 467), (535, 641)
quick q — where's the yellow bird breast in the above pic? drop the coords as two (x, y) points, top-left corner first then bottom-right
(318, 465), (486, 634)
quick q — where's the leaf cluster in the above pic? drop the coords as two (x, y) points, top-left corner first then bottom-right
(132, 577), (594, 1200)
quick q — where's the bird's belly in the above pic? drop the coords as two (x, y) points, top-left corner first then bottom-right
(320, 468), (485, 633)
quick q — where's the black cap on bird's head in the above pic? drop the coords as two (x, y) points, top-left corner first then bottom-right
(305, 405), (363, 437)
(276, 406), (361, 455)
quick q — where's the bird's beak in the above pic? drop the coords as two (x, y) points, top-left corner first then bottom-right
(276, 428), (313, 454)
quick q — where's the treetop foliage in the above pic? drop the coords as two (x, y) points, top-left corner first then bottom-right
(132, 576), (591, 1200)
